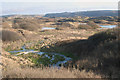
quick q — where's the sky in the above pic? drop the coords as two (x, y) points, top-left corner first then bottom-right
(0, 0), (119, 2)
(0, 0), (119, 15)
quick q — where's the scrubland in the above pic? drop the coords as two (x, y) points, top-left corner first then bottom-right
(0, 16), (119, 78)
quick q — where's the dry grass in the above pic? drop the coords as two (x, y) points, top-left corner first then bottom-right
(3, 67), (101, 78)
(1, 54), (101, 78)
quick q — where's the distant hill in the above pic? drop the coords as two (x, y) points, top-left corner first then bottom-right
(44, 10), (118, 17)
(1, 15), (44, 18)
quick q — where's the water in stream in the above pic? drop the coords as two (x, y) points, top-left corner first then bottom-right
(9, 45), (72, 67)
(41, 27), (56, 30)
(99, 25), (117, 28)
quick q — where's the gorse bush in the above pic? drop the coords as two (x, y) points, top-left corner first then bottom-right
(78, 24), (91, 29)
(62, 28), (119, 54)
(78, 21), (101, 29)
(1, 30), (22, 42)
(19, 22), (38, 31)
(2, 22), (10, 28)
(13, 18), (40, 31)
(13, 18), (23, 23)
(13, 22), (39, 31)
(54, 22), (73, 27)
(58, 18), (76, 22)
(88, 28), (118, 45)
(2, 21), (12, 29)
(87, 21), (100, 29)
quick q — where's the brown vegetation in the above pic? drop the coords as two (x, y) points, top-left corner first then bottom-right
(49, 28), (120, 78)
(1, 52), (101, 78)
(13, 18), (41, 31)
(1, 15), (119, 78)
(78, 21), (101, 29)
(1, 30), (22, 42)
(2, 21), (12, 29)
(78, 24), (91, 29)
(87, 21), (101, 28)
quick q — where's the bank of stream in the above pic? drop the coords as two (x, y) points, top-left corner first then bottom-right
(9, 44), (72, 67)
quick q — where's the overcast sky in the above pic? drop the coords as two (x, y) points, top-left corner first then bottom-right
(0, 0), (119, 15)
(0, 0), (119, 2)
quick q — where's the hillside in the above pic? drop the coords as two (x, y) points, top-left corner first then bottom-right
(52, 28), (120, 78)
(44, 10), (118, 17)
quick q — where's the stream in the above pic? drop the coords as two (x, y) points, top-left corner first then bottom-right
(99, 25), (117, 28)
(9, 45), (72, 67)
(41, 27), (56, 30)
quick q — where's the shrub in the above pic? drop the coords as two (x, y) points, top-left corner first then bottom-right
(13, 22), (38, 31)
(52, 22), (62, 25)
(78, 24), (92, 29)
(58, 19), (76, 22)
(53, 28), (120, 77)
(87, 21), (100, 29)
(94, 40), (120, 65)
(13, 19), (40, 31)
(61, 22), (73, 27)
(55, 27), (63, 30)
(12, 23), (20, 29)
(88, 28), (119, 45)
(13, 18), (23, 24)
(1, 30), (22, 42)
(2, 22), (12, 29)
(19, 22), (38, 31)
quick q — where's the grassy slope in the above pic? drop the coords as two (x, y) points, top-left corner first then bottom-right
(53, 28), (120, 78)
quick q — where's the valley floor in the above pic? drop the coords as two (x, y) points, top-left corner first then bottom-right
(1, 27), (116, 78)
